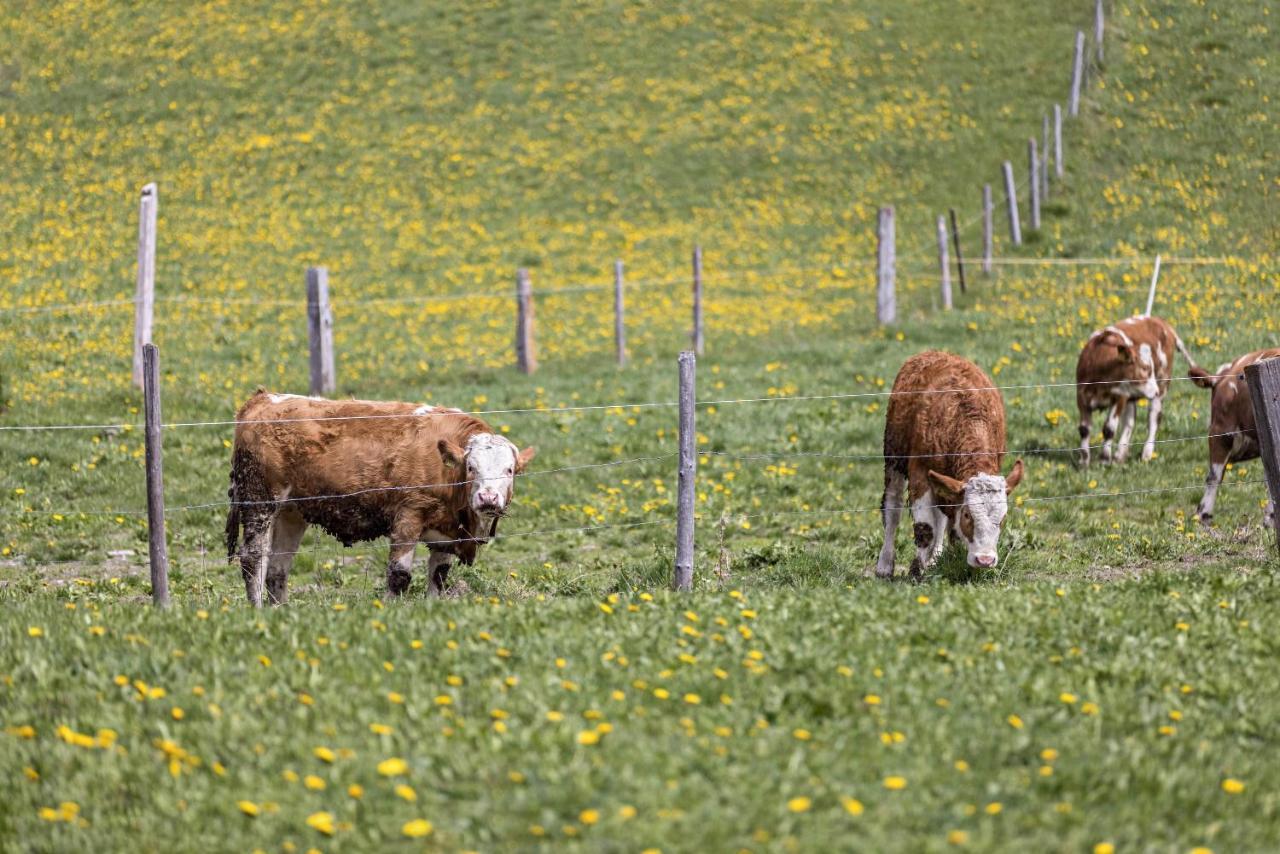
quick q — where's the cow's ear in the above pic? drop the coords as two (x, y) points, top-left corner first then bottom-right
(515, 446), (537, 474)
(438, 438), (465, 468)
(1004, 459), (1025, 494)
(927, 470), (965, 503)
(1116, 343), (1132, 363)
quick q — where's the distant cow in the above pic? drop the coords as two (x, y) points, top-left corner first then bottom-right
(876, 351), (1024, 579)
(1190, 348), (1280, 527)
(225, 392), (535, 605)
(1075, 315), (1202, 466)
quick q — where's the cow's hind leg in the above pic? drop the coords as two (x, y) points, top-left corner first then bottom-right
(239, 508), (275, 607)
(909, 492), (941, 581)
(875, 466), (906, 579)
(1115, 400), (1138, 463)
(427, 552), (455, 597)
(1140, 394), (1164, 462)
(265, 508), (306, 605)
(1195, 434), (1232, 525)
(1100, 400), (1123, 463)
(1077, 404), (1093, 467)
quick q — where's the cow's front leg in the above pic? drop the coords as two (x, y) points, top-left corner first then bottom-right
(427, 552), (455, 597)
(387, 542), (416, 596)
(266, 509), (307, 606)
(1114, 400), (1138, 463)
(1195, 435), (1232, 525)
(1100, 400), (1123, 463)
(875, 467), (906, 579)
(239, 509), (275, 607)
(1077, 405), (1093, 467)
(1140, 394), (1164, 462)
(909, 493), (941, 581)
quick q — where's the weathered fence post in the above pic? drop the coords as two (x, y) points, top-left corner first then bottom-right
(515, 268), (536, 374)
(306, 267), (336, 395)
(691, 246), (704, 355)
(1243, 358), (1280, 556)
(674, 351), (696, 591)
(1042, 113), (1051, 198)
(131, 183), (158, 389)
(877, 206), (896, 324)
(982, 185), (993, 275)
(1095, 0), (1105, 63)
(1069, 30), (1085, 116)
(1144, 254), (1162, 316)
(936, 216), (952, 310)
(614, 259), (626, 367)
(1054, 104), (1064, 178)
(142, 343), (170, 607)
(1002, 161), (1022, 245)
(949, 208), (966, 294)
(1028, 138), (1041, 230)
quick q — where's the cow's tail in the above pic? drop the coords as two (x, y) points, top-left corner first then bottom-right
(1175, 335), (1214, 388)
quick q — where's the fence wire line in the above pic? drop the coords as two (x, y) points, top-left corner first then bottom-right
(0, 372), (1247, 433)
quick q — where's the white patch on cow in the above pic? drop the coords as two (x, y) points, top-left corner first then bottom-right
(1156, 343), (1167, 371)
(1141, 394), (1163, 461)
(1197, 462), (1226, 521)
(1102, 325), (1134, 346)
(911, 492), (942, 571)
(958, 473), (1009, 568)
(875, 469), (906, 578)
(1226, 380), (1237, 394)
(413, 405), (436, 415)
(464, 433), (521, 516)
(267, 393), (320, 404)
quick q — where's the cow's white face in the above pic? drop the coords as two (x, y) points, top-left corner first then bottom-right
(439, 433), (536, 517)
(928, 461), (1024, 568)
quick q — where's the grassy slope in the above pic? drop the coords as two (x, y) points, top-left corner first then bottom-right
(1, 0), (1278, 849)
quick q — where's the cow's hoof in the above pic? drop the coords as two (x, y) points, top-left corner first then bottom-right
(873, 562), (894, 580)
(1141, 448), (1155, 462)
(908, 557), (924, 582)
(387, 570), (412, 596)
(1194, 512), (1212, 527)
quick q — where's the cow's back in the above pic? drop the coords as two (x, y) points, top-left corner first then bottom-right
(1213, 349), (1280, 438)
(885, 351), (1006, 475)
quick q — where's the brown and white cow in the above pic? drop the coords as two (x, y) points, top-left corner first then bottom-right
(1190, 348), (1280, 527)
(876, 351), (1024, 579)
(1075, 315), (1202, 466)
(225, 391), (535, 605)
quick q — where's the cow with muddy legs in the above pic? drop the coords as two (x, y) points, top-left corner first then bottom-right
(1075, 315), (1203, 466)
(1189, 348), (1280, 528)
(225, 392), (535, 605)
(875, 351), (1024, 580)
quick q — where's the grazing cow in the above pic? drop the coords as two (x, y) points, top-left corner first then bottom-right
(1075, 315), (1203, 466)
(225, 391), (535, 605)
(875, 351), (1024, 579)
(1190, 348), (1280, 527)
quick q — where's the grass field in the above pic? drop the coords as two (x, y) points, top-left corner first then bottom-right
(1, 0), (1278, 850)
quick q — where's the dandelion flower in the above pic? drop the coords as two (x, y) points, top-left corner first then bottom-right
(402, 819), (433, 838)
(787, 796), (811, 813)
(377, 757), (408, 777)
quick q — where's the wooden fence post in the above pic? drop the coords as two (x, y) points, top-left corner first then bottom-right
(982, 185), (993, 275)
(1069, 30), (1085, 116)
(1002, 161), (1022, 245)
(1054, 104), (1064, 178)
(877, 206), (896, 324)
(1243, 358), (1280, 556)
(1042, 113), (1051, 198)
(515, 268), (536, 374)
(948, 208), (966, 294)
(1144, 255), (1162, 316)
(692, 246), (704, 355)
(614, 259), (626, 367)
(674, 351), (696, 591)
(142, 343), (170, 607)
(306, 267), (336, 395)
(936, 216), (952, 310)
(1095, 0), (1105, 63)
(1028, 138), (1041, 231)
(131, 183), (158, 389)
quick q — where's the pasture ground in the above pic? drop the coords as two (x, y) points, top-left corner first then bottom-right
(1, 0), (1278, 850)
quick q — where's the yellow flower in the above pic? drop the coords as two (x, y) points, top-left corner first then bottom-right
(948, 830), (969, 845)
(884, 776), (907, 790)
(1081, 702), (1100, 716)
(171, 707), (184, 720)
(377, 757), (408, 776)
(237, 801), (260, 817)
(1006, 714), (1023, 729)
(305, 811), (335, 836)
(786, 796), (811, 813)
(579, 809), (600, 825)
(27, 627), (43, 638)
(402, 819), (433, 838)
(576, 730), (600, 746)
(347, 784), (364, 799)
(1093, 844), (1115, 854)
(1059, 693), (1077, 704)
(984, 802), (1002, 815)
(1222, 778), (1245, 794)
(313, 746), (336, 763)
(1040, 748), (1058, 762)
(619, 805), (638, 820)
(793, 728), (812, 741)
(395, 784), (417, 801)
(841, 797), (864, 816)
(303, 775), (325, 791)
(864, 694), (881, 705)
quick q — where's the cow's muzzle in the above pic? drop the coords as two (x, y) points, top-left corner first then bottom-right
(475, 491), (504, 514)
(971, 553), (998, 568)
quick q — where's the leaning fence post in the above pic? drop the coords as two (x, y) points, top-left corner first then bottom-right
(614, 259), (626, 367)
(1028, 138), (1041, 231)
(143, 343), (170, 607)
(1069, 30), (1085, 116)
(306, 267), (336, 395)
(1054, 104), (1064, 178)
(877, 206), (896, 324)
(691, 246), (704, 355)
(1243, 358), (1280, 557)
(948, 208), (966, 294)
(1002, 161), (1022, 245)
(131, 183), (158, 389)
(936, 216), (952, 310)
(982, 185), (993, 275)
(515, 268), (536, 374)
(1144, 255), (1162, 316)
(1095, 0), (1105, 63)
(1042, 113), (1051, 198)
(674, 351), (697, 591)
